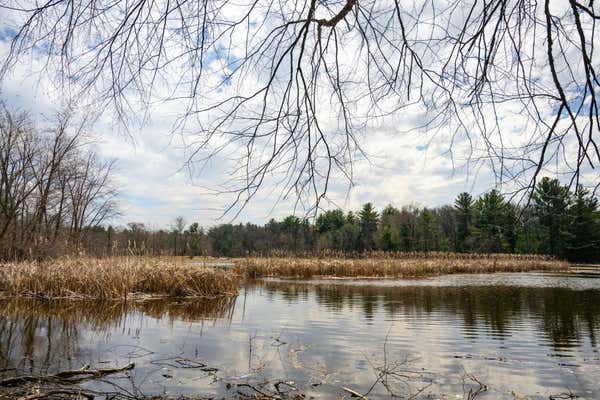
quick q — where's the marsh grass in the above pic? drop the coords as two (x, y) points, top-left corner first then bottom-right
(0, 253), (570, 299)
(235, 252), (570, 278)
(0, 256), (238, 299)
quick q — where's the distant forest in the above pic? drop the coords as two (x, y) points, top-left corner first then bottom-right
(1, 108), (599, 262)
(107, 180), (598, 263)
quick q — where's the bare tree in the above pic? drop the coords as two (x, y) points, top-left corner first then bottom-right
(67, 152), (118, 251)
(0, 106), (36, 247)
(0, 106), (118, 259)
(0, 0), (598, 212)
(171, 215), (186, 255)
(25, 111), (82, 248)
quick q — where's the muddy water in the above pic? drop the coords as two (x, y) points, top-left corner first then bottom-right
(1, 272), (600, 399)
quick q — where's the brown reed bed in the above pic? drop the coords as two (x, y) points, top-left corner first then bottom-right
(235, 252), (571, 279)
(0, 253), (571, 299)
(0, 256), (238, 300)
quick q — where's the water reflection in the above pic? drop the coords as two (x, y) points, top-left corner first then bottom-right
(257, 280), (600, 350)
(0, 274), (599, 399)
(0, 297), (236, 373)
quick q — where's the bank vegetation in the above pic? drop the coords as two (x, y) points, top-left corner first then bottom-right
(2, 107), (598, 265)
(236, 252), (569, 279)
(0, 253), (569, 300)
(0, 257), (238, 299)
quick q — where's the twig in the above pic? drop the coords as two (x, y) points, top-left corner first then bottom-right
(341, 386), (369, 399)
(18, 388), (96, 400)
(0, 363), (135, 388)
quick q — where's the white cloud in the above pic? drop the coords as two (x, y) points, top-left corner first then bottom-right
(1, 0), (597, 228)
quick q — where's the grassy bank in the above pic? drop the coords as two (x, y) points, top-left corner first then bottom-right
(0, 253), (570, 299)
(0, 257), (238, 300)
(235, 252), (570, 278)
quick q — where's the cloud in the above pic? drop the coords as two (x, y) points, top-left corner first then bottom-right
(0, 40), (530, 228)
(1, 1), (596, 229)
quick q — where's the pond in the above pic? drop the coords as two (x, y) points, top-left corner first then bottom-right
(1, 272), (600, 399)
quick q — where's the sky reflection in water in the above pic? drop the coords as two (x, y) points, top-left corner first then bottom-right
(1, 272), (600, 399)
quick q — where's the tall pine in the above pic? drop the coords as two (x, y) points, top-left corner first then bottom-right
(454, 192), (473, 252)
(532, 178), (572, 257)
(566, 187), (600, 262)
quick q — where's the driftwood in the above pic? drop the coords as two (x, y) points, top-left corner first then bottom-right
(18, 388), (96, 400)
(0, 363), (135, 388)
(463, 372), (488, 400)
(549, 392), (578, 400)
(341, 386), (369, 399)
(150, 357), (217, 372)
(235, 382), (276, 398)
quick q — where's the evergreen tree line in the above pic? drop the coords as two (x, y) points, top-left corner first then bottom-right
(95, 178), (598, 262)
(2, 108), (598, 262)
(4, 170), (598, 262)
(199, 179), (600, 262)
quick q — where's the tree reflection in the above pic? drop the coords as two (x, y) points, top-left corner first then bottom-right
(0, 297), (237, 374)
(1, 282), (599, 386)
(257, 281), (600, 350)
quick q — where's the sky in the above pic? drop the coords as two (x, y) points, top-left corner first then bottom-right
(1, 63), (495, 229)
(0, 0), (596, 229)
(4, 79), (493, 227)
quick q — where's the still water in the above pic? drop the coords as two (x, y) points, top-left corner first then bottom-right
(1, 272), (600, 399)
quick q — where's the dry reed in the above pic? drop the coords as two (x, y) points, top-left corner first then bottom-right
(0, 256), (238, 299)
(235, 252), (570, 278)
(0, 253), (571, 299)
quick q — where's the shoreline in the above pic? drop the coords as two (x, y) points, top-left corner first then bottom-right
(233, 253), (569, 279)
(0, 254), (571, 300)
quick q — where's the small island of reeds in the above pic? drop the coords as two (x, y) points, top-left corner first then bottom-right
(0, 253), (570, 300)
(236, 252), (570, 279)
(0, 257), (238, 300)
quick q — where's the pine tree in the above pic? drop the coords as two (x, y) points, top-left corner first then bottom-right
(566, 186), (600, 262)
(504, 203), (519, 253)
(358, 203), (379, 251)
(316, 209), (346, 233)
(379, 224), (401, 251)
(419, 208), (438, 251)
(454, 192), (473, 252)
(472, 189), (509, 252)
(532, 177), (572, 256)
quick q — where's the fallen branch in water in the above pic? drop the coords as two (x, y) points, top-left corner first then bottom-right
(150, 356), (218, 372)
(0, 363), (135, 387)
(17, 388), (96, 400)
(549, 391), (578, 399)
(462, 370), (487, 400)
(341, 386), (369, 399)
(235, 382), (278, 399)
